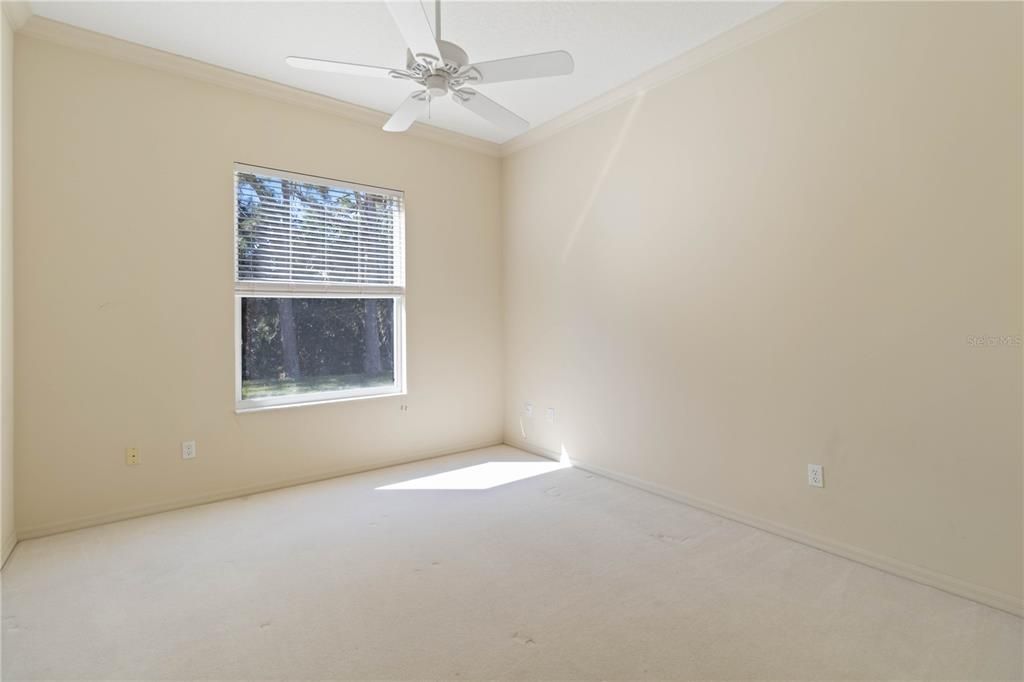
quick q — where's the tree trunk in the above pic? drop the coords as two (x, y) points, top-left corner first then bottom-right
(242, 300), (256, 380)
(279, 298), (301, 379)
(362, 299), (383, 376)
(276, 180), (302, 380)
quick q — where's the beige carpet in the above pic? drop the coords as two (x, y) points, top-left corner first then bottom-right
(2, 445), (1021, 680)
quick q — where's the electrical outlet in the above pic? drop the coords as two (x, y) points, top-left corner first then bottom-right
(808, 464), (824, 488)
(524, 402), (533, 417)
(546, 407), (555, 424)
(181, 440), (197, 460)
(125, 447), (139, 466)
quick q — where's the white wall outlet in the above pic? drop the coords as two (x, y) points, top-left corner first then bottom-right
(808, 463), (824, 488)
(524, 402), (533, 417)
(181, 440), (197, 460)
(546, 407), (555, 424)
(125, 447), (139, 466)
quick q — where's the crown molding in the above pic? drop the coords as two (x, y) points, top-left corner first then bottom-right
(16, 15), (502, 158)
(499, 2), (827, 157)
(12, 4), (826, 160)
(2, 1), (31, 31)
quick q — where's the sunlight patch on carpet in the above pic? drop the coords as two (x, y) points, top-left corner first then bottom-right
(376, 460), (569, 491)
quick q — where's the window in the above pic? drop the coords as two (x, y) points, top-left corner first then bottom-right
(234, 164), (405, 411)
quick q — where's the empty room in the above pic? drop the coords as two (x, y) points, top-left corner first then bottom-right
(0, 0), (1020, 679)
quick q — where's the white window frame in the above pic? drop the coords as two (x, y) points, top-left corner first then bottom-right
(233, 163), (406, 413)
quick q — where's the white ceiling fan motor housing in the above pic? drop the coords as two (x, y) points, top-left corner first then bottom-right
(424, 73), (448, 97)
(404, 41), (473, 98)
(406, 40), (469, 72)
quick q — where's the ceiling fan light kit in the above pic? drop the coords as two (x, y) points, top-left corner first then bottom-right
(286, 0), (575, 134)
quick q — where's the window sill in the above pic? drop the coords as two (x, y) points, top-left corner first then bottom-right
(235, 389), (406, 414)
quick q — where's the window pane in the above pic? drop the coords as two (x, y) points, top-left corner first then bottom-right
(241, 297), (395, 400)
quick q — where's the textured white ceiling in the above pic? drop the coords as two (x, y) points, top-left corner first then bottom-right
(30, 1), (779, 143)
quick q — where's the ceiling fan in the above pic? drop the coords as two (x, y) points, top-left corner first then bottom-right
(286, 0), (575, 134)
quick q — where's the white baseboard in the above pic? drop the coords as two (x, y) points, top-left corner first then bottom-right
(506, 438), (1023, 618)
(17, 439), (503, 541)
(1, 531), (16, 569)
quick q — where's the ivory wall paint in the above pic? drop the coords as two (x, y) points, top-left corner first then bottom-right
(503, 2), (1023, 607)
(14, 34), (502, 536)
(1, 7), (14, 562)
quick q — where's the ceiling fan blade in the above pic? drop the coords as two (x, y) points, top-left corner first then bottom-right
(383, 92), (429, 132)
(467, 50), (574, 85)
(386, 1), (442, 66)
(454, 89), (529, 133)
(286, 56), (396, 78)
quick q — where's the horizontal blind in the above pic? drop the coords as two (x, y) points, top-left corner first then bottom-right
(235, 166), (404, 288)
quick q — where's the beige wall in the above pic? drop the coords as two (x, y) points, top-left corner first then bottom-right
(14, 34), (503, 536)
(0, 7), (13, 564)
(503, 2), (1023, 609)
